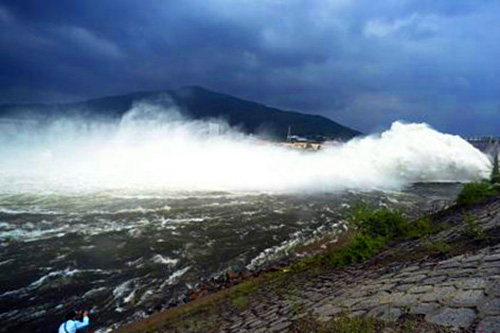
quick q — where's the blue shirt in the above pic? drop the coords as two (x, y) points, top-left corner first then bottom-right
(58, 316), (90, 333)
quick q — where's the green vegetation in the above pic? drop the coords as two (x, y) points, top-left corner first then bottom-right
(292, 205), (410, 269)
(292, 204), (453, 270)
(457, 181), (498, 205)
(290, 314), (453, 333)
(404, 217), (438, 239)
(231, 295), (248, 310)
(456, 158), (500, 205)
(423, 241), (452, 256)
(348, 204), (408, 239)
(325, 233), (386, 266)
(322, 205), (409, 267)
(492, 153), (500, 184)
(291, 314), (379, 333)
(461, 212), (485, 240)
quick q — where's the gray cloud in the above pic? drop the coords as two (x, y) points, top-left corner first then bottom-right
(0, 0), (499, 135)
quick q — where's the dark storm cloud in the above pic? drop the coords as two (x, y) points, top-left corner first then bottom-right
(0, 0), (499, 135)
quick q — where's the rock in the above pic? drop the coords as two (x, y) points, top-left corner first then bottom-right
(476, 316), (500, 333)
(394, 284), (413, 292)
(420, 286), (457, 302)
(484, 253), (500, 262)
(268, 320), (291, 332)
(409, 302), (440, 315)
(381, 328), (398, 333)
(348, 310), (366, 318)
(463, 254), (485, 263)
(484, 261), (500, 269)
(393, 293), (419, 307)
(438, 258), (462, 269)
(229, 321), (243, 330)
(447, 269), (476, 278)
(352, 296), (385, 310)
(378, 283), (397, 292)
(458, 278), (487, 290)
(367, 306), (402, 322)
(446, 290), (484, 307)
(426, 307), (476, 328)
(486, 278), (500, 296)
(340, 297), (363, 308)
(402, 274), (427, 283)
(407, 285), (433, 294)
(422, 276), (447, 284)
(479, 297), (500, 316)
(401, 265), (420, 273)
(313, 304), (342, 319)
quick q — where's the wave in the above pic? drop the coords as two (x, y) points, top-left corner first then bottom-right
(164, 266), (191, 286)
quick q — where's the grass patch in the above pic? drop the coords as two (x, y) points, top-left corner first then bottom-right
(291, 314), (454, 333)
(291, 314), (379, 333)
(291, 204), (453, 270)
(292, 205), (413, 270)
(461, 212), (485, 240)
(404, 217), (436, 239)
(348, 203), (408, 239)
(325, 233), (386, 267)
(423, 241), (452, 256)
(231, 295), (248, 310)
(457, 181), (498, 205)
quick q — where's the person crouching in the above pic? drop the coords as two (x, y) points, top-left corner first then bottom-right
(58, 310), (90, 333)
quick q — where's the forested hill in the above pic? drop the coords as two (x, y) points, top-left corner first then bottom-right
(0, 86), (361, 140)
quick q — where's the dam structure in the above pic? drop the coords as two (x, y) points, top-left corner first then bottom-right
(467, 136), (500, 157)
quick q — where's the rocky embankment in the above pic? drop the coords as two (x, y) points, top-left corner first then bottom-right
(118, 196), (500, 333)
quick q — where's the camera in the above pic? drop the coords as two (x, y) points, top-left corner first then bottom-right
(74, 310), (89, 321)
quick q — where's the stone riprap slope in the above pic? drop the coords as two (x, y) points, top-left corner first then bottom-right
(212, 249), (500, 332)
(119, 197), (500, 333)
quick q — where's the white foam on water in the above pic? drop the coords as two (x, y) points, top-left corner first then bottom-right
(83, 286), (108, 298)
(0, 267), (111, 298)
(112, 278), (137, 300)
(0, 225), (69, 242)
(0, 258), (14, 266)
(0, 207), (59, 215)
(246, 220), (347, 270)
(151, 254), (179, 267)
(123, 289), (136, 304)
(0, 222), (11, 229)
(0, 103), (491, 194)
(164, 266), (191, 286)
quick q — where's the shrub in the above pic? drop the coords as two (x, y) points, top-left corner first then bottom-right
(316, 205), (411, 267)
(326, 233), (385, 267)
(457, 182), (497, 205)
(348, 204), (408, 238)
(404, 218), (436, 239)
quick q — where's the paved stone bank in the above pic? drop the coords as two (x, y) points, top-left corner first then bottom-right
(214, 199), (500, 333)
(215, 246), (500, 332)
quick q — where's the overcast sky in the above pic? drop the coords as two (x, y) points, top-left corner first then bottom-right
(0, 0), (499, 135)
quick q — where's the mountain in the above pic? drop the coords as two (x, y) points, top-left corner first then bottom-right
(0, 86), (361, 140)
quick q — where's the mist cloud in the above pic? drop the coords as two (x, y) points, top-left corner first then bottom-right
(0, 104), (490, 193)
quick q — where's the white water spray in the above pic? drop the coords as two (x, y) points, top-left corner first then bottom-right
(0, 103), (491, 193)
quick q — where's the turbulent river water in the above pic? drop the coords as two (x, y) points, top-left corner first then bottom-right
(0, 104), (492, 331)
(0, 184), (462, 332)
